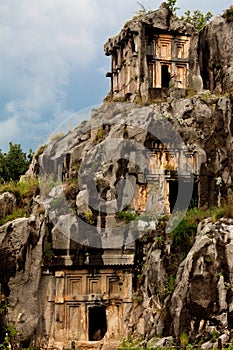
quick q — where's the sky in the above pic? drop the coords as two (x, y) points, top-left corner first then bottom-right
(0, 0), (232, 153)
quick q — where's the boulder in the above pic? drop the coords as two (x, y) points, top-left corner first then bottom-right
(0, 192), (16, 218)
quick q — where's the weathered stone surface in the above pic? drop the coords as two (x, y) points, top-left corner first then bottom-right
(147, 336), (173, 348)
(198, 15), (233, 93)
(122, 217), (233, 346)
(2, 93), (233, 348)
(32, 94), (233, 217)
(170, 219), (233, 340)
(0, 213), (46, 341)
(0, 192), (16, 218)
(201, 340), (218, 350)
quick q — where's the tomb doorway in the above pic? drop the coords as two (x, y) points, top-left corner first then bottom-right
(161, 65), (170, 88)
(169, 178), (199, 213)
(88, 305), (107, 341)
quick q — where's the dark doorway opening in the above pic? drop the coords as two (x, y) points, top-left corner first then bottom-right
(88, 306), (107, 341)
(169, 180), (178, 213)
(169, 178), (198, 213)
(189, 180), (199, 209)
(161, 65), (170, 88)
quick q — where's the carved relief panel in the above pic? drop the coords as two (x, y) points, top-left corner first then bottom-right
(176, 65), (187, 88)
(156, 35), (172, 59)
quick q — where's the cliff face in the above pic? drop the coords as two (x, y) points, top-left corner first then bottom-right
(1, 95), (233, 348)
(125, 217), (233, 346)
(198, 15), (233, 93)
(1, 10), (233, 350)
(0, 212), (47, 345)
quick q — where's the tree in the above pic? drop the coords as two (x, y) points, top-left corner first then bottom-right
(166, 0), (179, 14)
(181, 10), (213, 30)
(0, 143), (32, 182)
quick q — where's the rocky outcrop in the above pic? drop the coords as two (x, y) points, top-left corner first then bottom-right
(0, 200), (46, 345)
(125, 217), (233, 346)
(0, 192), (16, 219)
(198, 15), (233, 93)
(171, 218), (233, 340)
(36, 95), (233, 212)
(23, 95), (233, 345)
(1, 92), (233, 348)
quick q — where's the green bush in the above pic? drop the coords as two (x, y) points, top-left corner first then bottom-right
(0, 177), (38, 200)
(85, 209), (94, 224)
(0, 209), (28, 226)
(168, 207), (224, 275)
(164, 275), (176, 297)
(95, 128), (104, 143)
(44, 242), (54, 260)
(0, 323), (17, 350)
(170, 209), (198, 252)
(181, 10), (213, 30)
(34, 144), (47, 160)
(0, 177), (39, 225)
(118, 336), (141, 349)
(117, 211), (138, 222)
(171, 207), (225, 250)
(210, 330), (219, 343)
(0, 302), (7, 316)
(166, 0), (179, 13)
(180, 333), (189, 348)
(49, 132), (64, 142)
(222, 201), (233, 218)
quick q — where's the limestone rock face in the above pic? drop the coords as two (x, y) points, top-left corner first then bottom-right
(0, 210), (46, 342)
(170, 218), (233, 339)
(34, 95), (233, 213)
(198, 15), (233, 93)
(124, 218), (233, 343)
(1, 94), (233, 348)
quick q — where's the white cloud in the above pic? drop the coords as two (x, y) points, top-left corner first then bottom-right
(0, 116), (20, 149)
(0, 0), (231, 152)
(0, 0), (105, 150)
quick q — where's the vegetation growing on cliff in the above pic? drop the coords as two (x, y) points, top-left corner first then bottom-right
(171, 206), (224, 250)
(166, 0), (179, 14)
(165, 0), (213, 30)
(136, 0), (213, 30)
(118, 337), (233, 350)
(180, 10), (213, 30)
(0, 177), (39, 225)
